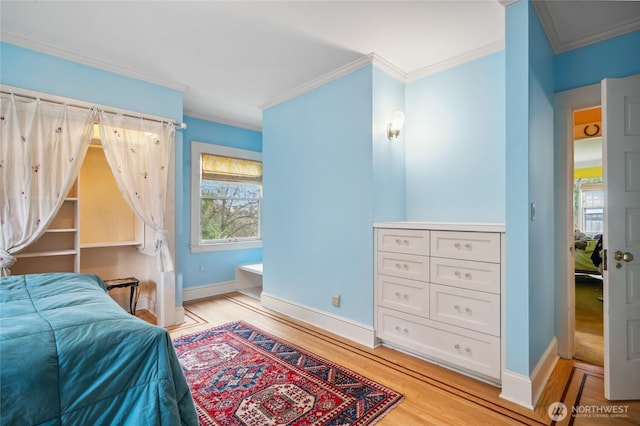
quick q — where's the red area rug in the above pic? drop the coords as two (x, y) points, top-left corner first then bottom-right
(173, 321), (403, 425)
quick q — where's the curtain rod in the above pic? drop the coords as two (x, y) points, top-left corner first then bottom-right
(0, 90), (187, 130)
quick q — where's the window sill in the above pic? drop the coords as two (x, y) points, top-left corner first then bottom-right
(190, 240), (263, 253)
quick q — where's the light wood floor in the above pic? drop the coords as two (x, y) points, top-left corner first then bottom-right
(139, 292), (639, 425)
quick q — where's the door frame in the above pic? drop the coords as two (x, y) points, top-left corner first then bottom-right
(554, 82), (601, 359)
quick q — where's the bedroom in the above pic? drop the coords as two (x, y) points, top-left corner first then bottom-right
(2, 0), (640, 423)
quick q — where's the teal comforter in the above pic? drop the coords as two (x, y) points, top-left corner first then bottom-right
(0, 273), (198, 425)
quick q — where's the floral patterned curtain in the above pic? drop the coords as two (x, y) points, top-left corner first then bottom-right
(98, 112), (174, 272)
(0, 96), (93, 276)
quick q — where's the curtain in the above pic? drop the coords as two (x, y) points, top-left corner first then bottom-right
(98, 112), (174, 272)
(0, 96), (93, 276)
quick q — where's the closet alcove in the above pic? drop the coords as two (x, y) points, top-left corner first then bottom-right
(12, 131), (151, 314)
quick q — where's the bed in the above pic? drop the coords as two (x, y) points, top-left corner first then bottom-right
(575, 238), (600, 275)
(0, 272), (198, 425)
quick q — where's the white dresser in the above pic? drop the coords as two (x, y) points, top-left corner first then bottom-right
(374, 222), (505, 385)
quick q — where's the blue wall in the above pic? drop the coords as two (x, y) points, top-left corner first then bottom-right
(263, 66), (376, 324)
(372, 67), (406, 222)
(526, 1), (556, 372)
(178, 116), (263, 292)
(504, 1), (532, 376)
(0, 43), (182, 120)
(405, 52), (506, 222)
(503, 0), (559, 377)
(1, 42), (185, 308)
(555, 30), (640, 93)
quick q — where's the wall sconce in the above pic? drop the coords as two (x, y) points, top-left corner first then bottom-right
(387, 110), (405, 141)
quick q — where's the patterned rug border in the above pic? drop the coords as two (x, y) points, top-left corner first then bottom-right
(173, 320), (405, 425)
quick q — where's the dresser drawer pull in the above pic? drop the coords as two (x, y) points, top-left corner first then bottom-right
(453, 243), (473, 250)
(453, 271), (473, 280)
(454, 344), (472, 353)
(395, 263), (409, 270)
(395, 238), (410, 246)
(394, 326), (409, 335)
(454, 305), (473, 314)
(394, 292), (409, 300)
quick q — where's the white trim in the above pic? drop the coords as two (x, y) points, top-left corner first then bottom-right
(260, 53), (376, 111)
(174, 306), (186, 325)
(532, 2), (640, 54)
(260, 292), (377, 348)
(496, 0), (518, 7)
(374, 221), (505, 233)
(500, 370), (534, 409)
(183, 280), (238, 302)
(405, 41), (505, 82)
(499, 337), (559, 409)
(184, 110), (262, 133)
(531, 1), (560, 53)
(554, 83), (601, 359)
(370, 53), (407, 82)
(262, 44), (507, 111)
(531, 338), (559, 407)
(1, 32), (189, 92)
(190, 141), (263, 254)
(190, 240), (263, 253)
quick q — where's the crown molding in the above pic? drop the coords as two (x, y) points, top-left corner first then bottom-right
(260, 53), (378, 111)
(532, 1), (562, 54)
(406, 40), (504, 82)
(553, 17), (640, 54)
(1, 32), (189, 92)
(260, 52), (407, 111)
(531, 1), (640, 54)
(496, 0), (518, 7)
(370, 53), (407, 81)
(184, 110), (262, 132)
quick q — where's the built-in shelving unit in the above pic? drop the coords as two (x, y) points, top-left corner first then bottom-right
(11, 141), (144, 277)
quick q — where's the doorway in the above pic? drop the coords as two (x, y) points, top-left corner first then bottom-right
(556, 75), (640, 400)
(572, 106), (604, 366)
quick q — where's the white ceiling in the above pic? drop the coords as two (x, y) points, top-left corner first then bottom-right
(1, 1), (639, 130)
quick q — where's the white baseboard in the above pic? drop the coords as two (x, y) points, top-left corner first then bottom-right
(500, 337), (559, 409)
(183, 280), (238, 301)
(260, 292), (376, 348)
(174, 306), (185, 325)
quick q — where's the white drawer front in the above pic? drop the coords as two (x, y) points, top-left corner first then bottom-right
(378, 229), (430, 256)
(376, 308), (500, 379)
(430, 257), (500, 294)
(377, 253), (429, 282)
(430, 284), (500, 336)
(431, 231), (500, 263)
(377, 275), (429, 318)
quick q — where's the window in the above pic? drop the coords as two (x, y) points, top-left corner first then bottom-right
(191, 142), (262, 252)
(574, 179), (603, 236)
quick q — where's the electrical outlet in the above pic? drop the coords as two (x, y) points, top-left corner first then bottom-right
(332, 294), (341, 307)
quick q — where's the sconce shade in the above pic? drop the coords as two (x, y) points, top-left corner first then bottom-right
(387, 110), (405, 141)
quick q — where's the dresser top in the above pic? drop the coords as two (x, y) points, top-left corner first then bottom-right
(374, 221), (505, 233)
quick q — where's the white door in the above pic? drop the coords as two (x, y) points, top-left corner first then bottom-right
(602, 75), (640, 400)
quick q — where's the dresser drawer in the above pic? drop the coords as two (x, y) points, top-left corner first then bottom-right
(377, 275), (429, 318)
(431, 231), (500, 263)
(377, 229), (429, 256)
(429, 284), (500, 336)
(376, 307), (500, 380)
(430, 257), (500, 294)
(377, 252), (429, 282)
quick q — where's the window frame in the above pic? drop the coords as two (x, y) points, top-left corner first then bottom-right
(190, 141), (263, 253)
